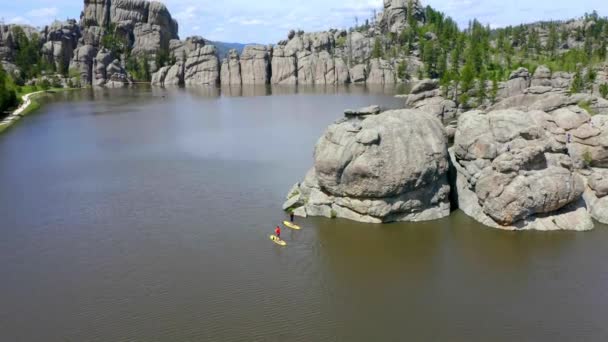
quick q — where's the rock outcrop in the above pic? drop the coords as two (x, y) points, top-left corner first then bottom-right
(70, 45), (98, 84)
(366, 58), (396, 84)
(271, 46), (297, 85)
(451, 109), (594, 231)
(379, 0), (425, 33)
(0, 24), (39, 79)
(41, 20), (81, 73)
(184, 45), (220, 85)
(404, 79), (457, 124)
(240, 45), (270, 85)
(284, 108), (451, 223)
(220, 49), (241, 86)
(81, 0), (179, 75)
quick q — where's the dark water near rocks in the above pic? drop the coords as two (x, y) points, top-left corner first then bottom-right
(1, 85), (608, 341)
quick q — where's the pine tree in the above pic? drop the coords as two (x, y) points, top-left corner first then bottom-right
(570, 69), (585, 94)
(546, 23), (559, 56)
(476, 71), (487, 107)
(600, 83), (608, 99)
(372, 37), (383, 59)
(490, 75), (499, 104)
(459, 61), (475, 104)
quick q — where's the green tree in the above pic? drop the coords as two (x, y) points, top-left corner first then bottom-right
(490, 75), (499, 104)
(600, 83), (608, 99)
(570, 69), (585, 94)
(372, 37), (383, 59)
(39, 78), (51, 91)
(397, 60), (408, 80)
(546, 23), (559, 56)
(12, 27), (45, 79)
(476, 71), (487, 106)
(0, 64), (18, 113)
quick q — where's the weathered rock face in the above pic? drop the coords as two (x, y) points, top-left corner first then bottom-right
(380, 0), (425, 33)
(165, 62), (184, 85)
(69, 45), (98, 84)
(184, 45), (220, 85)
(41, 20), (81, 73)
(584, 167), (608, 224)
(169, 36), (204, 62)
(271, 46), (297, 85)
(365, 58), (396, 84)
(93, 48), (114, 86)
(345, 31), (373, 64)
(285, 108), (451, 223)
(451, 109), (593, 231)
(491, 90), (608, 116)
(240, 45), (270, 85)
(220, 49), (241, 86)
(105, 58), (131, 87)
(498, 67), (531, 99)
(349, 64), (367, 83)
(405, 80), (458, 124)
(91, 48), (130, 86)
(0, 24), (40, 78)
(82, 0), (111, 27)
(531, 65), (552, 87)
(81, 0), (179, 75)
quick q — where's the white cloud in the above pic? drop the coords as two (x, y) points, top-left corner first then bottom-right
(7, 16), (31, 25)
(27, 7), (58, 18)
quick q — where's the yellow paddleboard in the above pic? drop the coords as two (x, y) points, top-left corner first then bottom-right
(270, 235), (287, 246)
(283, 221), (301, 230)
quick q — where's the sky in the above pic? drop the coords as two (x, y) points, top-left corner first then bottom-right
(1, 0), (607, 44)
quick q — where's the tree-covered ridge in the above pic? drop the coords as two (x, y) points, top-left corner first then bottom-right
(364, 4), (608, 103)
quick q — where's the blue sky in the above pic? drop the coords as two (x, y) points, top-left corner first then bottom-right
(1, 0), (606, 43)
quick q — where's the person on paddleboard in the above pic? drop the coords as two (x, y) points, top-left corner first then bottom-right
(275, 226), (281, 240)
(290, 211), (295, 223)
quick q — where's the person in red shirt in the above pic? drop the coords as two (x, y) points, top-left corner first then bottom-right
(275, 226), (281, 241)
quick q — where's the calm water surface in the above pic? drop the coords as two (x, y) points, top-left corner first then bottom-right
(1, 85), (607, 341)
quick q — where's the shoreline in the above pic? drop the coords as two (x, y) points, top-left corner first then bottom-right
(0, 89), (75, 134)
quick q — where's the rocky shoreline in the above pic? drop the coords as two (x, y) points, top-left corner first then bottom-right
(284, 72), (608, 231)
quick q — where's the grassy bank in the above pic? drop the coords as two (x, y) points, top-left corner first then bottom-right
(0, 88), (75, 134)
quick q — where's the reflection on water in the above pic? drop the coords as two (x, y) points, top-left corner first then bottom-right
(0, 87), (607, 341)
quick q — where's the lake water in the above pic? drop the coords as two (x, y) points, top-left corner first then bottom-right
(1, 85), (607, 341)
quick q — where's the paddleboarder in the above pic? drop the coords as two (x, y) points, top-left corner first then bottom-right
(275, 225), (281, 241)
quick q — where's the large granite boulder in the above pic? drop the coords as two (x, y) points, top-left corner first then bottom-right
(451, 109), (593, 231)
(220, 49), (241, 86)
(240, 44), (270, 85)
(184, 45), (219, 85)
(584, 167), (608, 224)
(284, 108), (451, 223)
(531, 65), (552, 87)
